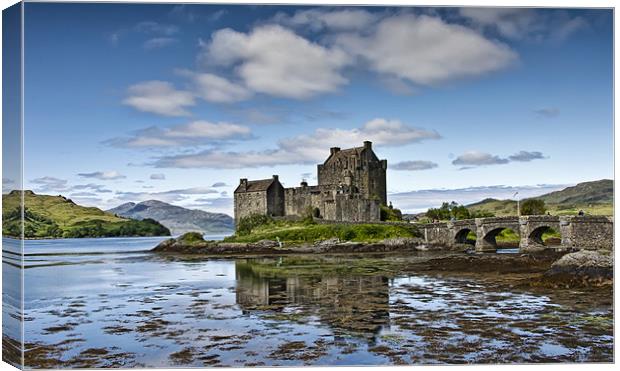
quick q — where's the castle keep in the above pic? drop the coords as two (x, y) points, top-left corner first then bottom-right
(234, 141), (387, 224)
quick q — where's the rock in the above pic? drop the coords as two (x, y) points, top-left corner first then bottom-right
(382, 237), (421, 247)
(541, 250), (613, 287)
(551, 249), (613, 269)
(315, 237), (340, 246)
(151, 238), (176, 252)
(251, 240), (280, 248)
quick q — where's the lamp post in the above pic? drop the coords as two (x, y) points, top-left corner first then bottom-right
(514, 191), (520, 216)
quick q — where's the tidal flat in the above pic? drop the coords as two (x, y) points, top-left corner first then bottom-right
(2, 237), (613, 368)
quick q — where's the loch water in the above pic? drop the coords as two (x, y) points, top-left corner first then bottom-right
(1, 237), (613, 367)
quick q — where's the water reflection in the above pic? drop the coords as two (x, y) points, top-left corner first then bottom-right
(236, 257), (390, 338)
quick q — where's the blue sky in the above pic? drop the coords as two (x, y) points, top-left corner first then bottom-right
(12, 3), (613, 214)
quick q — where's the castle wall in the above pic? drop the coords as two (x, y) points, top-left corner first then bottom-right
(234, 191), (268, 223)
(365, 159), (387, 204)
(266, 182), (285, 217)
(284, 186), (332, 218)
(323, 195), (381, 222)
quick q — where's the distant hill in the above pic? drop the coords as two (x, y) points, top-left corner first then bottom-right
(466, 179), (613, 216)
(2, 191), (170, 238)
(108, 200), (234, 235)
(536, 179), (613, 205)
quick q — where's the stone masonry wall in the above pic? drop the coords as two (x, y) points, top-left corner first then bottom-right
(322, 195), (380, 222)
(266, 182), (285, 217)
(234, 191), (267, 223)
(561, 216), (613, 250)
(284, 186), (332, 218)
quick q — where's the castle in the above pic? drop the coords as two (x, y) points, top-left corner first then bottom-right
(234, 141), (387, 224)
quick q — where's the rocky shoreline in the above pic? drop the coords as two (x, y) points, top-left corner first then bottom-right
(152, 236), (458, 255)
(152, 235), (613, 289)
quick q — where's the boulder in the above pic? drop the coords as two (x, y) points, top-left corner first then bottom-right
(542, 250), (613, 287)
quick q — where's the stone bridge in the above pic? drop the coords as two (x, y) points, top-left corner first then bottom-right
(418, 215), (613, 252)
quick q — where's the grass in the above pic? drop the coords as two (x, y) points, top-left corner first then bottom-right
(3, 191), (123, 225)
(224, 218), (420, 244)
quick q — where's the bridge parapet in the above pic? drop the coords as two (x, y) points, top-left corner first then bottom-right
(418, 215), (613, 252)
(558, 216), (613, 250)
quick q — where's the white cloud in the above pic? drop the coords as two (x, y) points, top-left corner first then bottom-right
(114, 187), (219, 203)
(274, 8), (379, 31)
(143, 37), (178, 50)
(452, 150), (547, 168)
(123, 81), (195, 117)
(452, 151), (509, 167)
(459, 8), (587, 42)
(178, 70), (253, 103)
(392, 160), (438, 171)
(78, 171), (126, 180)
(71, 184), (113, 193)
(152, 118), (440, 168)
(508, 151), (546, 162)
(106, 120), (252, 148)
(30, 176), (69, 192)
(335, 14), (517, 86)
(459, 8), (543, 39)
(202, 25), (351, 99)
(551, 16), (587, 42)
(150, 173), (166, 180)
(28, 177), (114, 195)
(211, 182), (228, 187)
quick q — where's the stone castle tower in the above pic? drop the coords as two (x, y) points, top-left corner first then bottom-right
(234, 141), (387, 224)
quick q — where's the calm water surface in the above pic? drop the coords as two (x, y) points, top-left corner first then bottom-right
(2, 237), (613, 367)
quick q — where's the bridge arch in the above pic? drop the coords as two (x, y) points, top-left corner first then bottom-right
(477, 224), (520, 252)
(454, 228), (475, 245)
(526, 225), (561, 248)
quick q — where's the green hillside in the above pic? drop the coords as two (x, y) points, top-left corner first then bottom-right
(537, 179), (613, 205)
(2, 190), (171, 238)
(466, 180), (613, 217)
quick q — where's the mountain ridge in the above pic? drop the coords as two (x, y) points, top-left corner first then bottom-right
(466, 179), (612, 216)
(107, 200), (234, 235)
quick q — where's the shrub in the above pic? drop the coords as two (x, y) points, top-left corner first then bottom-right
(520, 199), (546, 215)
(236, 214), (273, 236)
(178, 232), (205, 245)
(301, 206), (316, 225)
(380, 205), (403, 221)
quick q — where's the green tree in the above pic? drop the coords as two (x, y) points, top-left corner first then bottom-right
(520, 199), (546, 215)
(426, 201), (474, 221)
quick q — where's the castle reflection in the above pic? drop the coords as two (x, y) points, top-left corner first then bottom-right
(235, 256), (392, 339)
